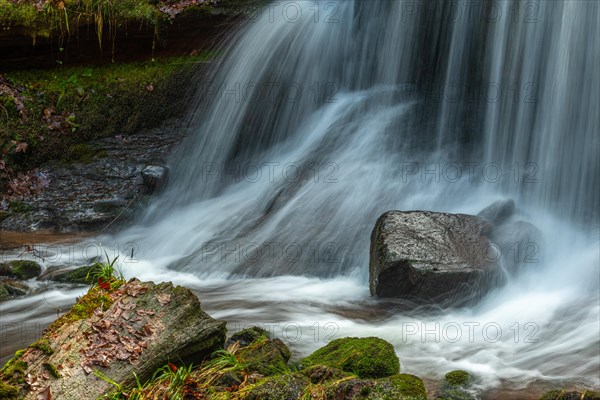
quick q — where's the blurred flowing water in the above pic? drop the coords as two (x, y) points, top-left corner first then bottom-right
(2, 0), (598, 392)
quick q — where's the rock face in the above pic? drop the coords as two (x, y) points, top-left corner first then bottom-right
(0, 278), (225, 400)
(369, 211), (500, 305)
(0, 120), (186, 232)
(0, 260), (42, 280)
(477, 199), (515, 226)
(141, 165), (169, 193)
(490, 220), (542, 276)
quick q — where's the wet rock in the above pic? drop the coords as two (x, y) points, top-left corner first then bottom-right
(0, 278), (226, 400)
(0, 280), (30, 297)
(232, 326), (291, 376)
(301, 337), (399, 379)
(369, 211), (500, 305)
(490, 220), (542, 276)
(328, 374), (427, 400)
(0, 119), (186, 232)
(436, 370), (476, 400)
(226, 325), (271, 347)
(141, 165), (169, 193)
(0, 260), (42, 280)
(242, 373), (310, 400)
(40, 265), (97, 285)
(477, 199), (515, 226)
(301, 364), (350, 384)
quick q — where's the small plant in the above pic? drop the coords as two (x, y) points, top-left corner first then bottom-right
(86, 248), (125, 290)
(95, 369), (144, 400)
(147, 362), (194, 400)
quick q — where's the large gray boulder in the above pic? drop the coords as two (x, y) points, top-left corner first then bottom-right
(477, 199), (515, 226)
(369, 211), (501, 305)
(490, 220), (542, 276)
(0, 278), (226, 400)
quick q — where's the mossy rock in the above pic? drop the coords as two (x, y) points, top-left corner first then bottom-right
(437, 370), (475, 400)
(0, 284), (9, 301)
(326, 374), (427, 400)
(234, 326), (291, 376)
(540, 389), (600, 400)
(49, 265), (99, 284)
(0, 349), (28, 386)
(0, 260), (41, 279)
(301, 337), (400, 379)
(444, 370), (471, 387)
(242, 373), (310, 400)
(0, 280), (29, 297)
(227, 326), (271, 347)
(0, 381), (19, 399)
(301, 364), (350, 384)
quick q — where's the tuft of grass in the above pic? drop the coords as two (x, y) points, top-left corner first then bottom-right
(86, 249), (124, 289)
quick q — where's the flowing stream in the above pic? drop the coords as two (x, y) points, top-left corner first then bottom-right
(1, 0), (599, 393)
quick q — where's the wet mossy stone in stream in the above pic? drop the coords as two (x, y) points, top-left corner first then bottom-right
(0, 280), (30, 298)
(301, 337), (400, 379)
(48, 265), (100, 284)
(231, 326), (292, 376)
(540, 389), (600, 400)
(437, 370), (476, 400)
(242, 373), (310, 400)
(444, 370), (471, 386)
(226, 326), (271, 347)
(0, 260), (41, 279)
(328, 373), (427, 400)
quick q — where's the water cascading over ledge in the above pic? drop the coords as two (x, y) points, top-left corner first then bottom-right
(120, 0), (599, 280)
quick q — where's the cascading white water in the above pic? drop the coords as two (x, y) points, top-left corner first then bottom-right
(2, 0), (598, 392)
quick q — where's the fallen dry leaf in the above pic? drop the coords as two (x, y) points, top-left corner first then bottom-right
(37, 386), (52, 400)
(156, 293), (171, 305)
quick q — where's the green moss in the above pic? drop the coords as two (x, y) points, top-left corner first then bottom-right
(7, 201), (31, 214)
(1, 54), (207, 175)
(236, 330), (291, 376)
(0, 381), (19, 399)
(0, 260), (41, 279)
(439, 370), (475, 400)
(384, 374), (427, 399)
(30, 338), (54, 355)
(0, 349), (28, 385)
(301, 337), (400, 379)
(444, 370), (471, 387)
(0, 211), (9, 221)
(242, 373), (310, 400)
(42, 362), (61, 379)
(62, 143), (101, 163)
(51, 265), (98, 284)
(45, 285), (115, 334)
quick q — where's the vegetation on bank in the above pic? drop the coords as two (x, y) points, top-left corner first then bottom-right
(0, 0), (217, 47)
(0, 54), (210, 198)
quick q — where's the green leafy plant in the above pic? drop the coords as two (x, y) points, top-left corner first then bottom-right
(95, 369), (144, 400)
(149, 362), (194, 400)
(86, 248), (124, 290)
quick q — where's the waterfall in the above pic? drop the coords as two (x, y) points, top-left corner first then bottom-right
(3, 0), (596, 390)
(122, 0), (598, 279)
